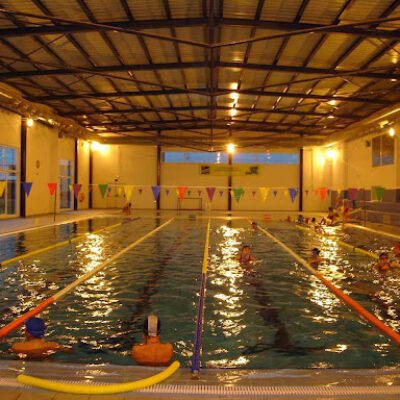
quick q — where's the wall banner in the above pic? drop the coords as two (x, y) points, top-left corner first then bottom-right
(199, 164), (259, 176)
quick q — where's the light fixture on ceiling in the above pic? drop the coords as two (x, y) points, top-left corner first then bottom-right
(389, 127), (396, 137)
(227, 143), (236, 154)
(27, 118), (34, 127)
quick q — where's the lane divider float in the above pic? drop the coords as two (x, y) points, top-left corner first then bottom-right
(253, 220), (400, 346)
(0, 218), (174, 339)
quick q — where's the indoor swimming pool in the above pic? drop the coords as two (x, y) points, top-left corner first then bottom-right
(1, 215), (400, 370)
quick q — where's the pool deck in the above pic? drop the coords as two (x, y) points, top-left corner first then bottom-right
(1, 360), (400, 399)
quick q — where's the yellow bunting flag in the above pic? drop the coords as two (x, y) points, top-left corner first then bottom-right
(124, 185), (134, 201)
(337, 189), (342, 196)
(0, 181), (5, 197)
(68, 184), (72, 191)
(118, 187), (123, 196)
(284, 189), (289, 197)
(259, 187), (270, 202)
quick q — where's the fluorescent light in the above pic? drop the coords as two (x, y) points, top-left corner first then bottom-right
(227, 143), (236, 154)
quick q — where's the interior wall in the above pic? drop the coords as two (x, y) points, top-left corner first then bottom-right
(78, 140), (90, 210)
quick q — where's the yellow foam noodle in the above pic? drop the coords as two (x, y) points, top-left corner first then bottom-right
(17, 361), (180, 395)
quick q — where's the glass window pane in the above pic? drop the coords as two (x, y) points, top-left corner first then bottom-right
(0, 146), (3, 169)
(0, 172), (5, 215)
(163, 152), (185, 163)
(258, 153), (299, 164)
(60, 177), (71, 209)
(372, 136), (381, 167)
(381, 135), (394, 166)
(185, 152), (227, 163)
(60, 159), (73, 177)
(6, 173), (16, 215)
(232, 153), (256, 164)
(4, 147), (17, 170)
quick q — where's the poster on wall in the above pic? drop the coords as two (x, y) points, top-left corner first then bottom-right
(199, 164), (259, 176)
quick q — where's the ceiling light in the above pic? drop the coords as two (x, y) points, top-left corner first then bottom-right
(325, 148), (337, 159)
(227, 143), (236, 154)
(328, 100), (337, 106)
(389, 127), (395, 137)
(327, 115), (335, 119)
(27, 118), (34, 127)
(229, 108), (237, 117)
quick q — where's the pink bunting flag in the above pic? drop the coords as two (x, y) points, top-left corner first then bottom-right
(48, 183), (57, 196)
(206, 187), (216, 202)
(73, 184), (82, 199)
(177, 186), (188, 201)
(348, 188), (358, 201)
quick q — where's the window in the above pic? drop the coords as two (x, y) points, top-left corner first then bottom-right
(59, 159), (73, 209)
(372, 134), (394, 167)
(163, 152), (227, 163)
(233, 153), (299, 164)
(0, 146), (18, 216)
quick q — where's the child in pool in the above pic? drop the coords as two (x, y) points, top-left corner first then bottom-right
(236, 245), (256, 264)
(309, 248), (323, 266)
(375, 253), (397, 274)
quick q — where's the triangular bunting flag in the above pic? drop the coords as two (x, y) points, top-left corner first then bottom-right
(151, 186), (161, 201)
(375, 186), (385, 202)
(138, 188), (143, 195)
(319, 187), (328, 201)
(348, 188), (358, 201)
(48, 183), (57, 196)
(197, 190), (202, 196)
(22, 182), (33, 197)
(273, 190), (278, 197)
(233, 188), (244, 203)
(165, 189), (170, 196)
(68, 184), (72, 191)
(259, 187), (270, 202)
(188, 190), (192, 196)
(252, 190), (257, 197)
(117, 187), (123, 196)
(305, 189), (309, 195)
(178, 186), (188, 201)
(98, 184), (108, 199)
(327, 189), (330, 196)
(206, 187), (216, 202)
(124, 185), (134, 201)
(0, 181), (6, 197)
(73, 184), (82, 199)
(219, 190), (224, 197)
(289, 188), (298, 203)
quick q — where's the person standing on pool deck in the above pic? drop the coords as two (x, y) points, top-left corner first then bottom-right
(11, 317), (64, 358)
(131, 315), (173, 366)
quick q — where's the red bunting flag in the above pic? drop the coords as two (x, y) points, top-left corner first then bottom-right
(48, 183), (57, 195)
(177, 186), (188, 201)
(319, 187), (328, 201)
(197, 190), (202, 196)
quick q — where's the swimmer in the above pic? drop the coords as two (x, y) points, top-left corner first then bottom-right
(122, 202), (132, 215)
(285, 216), (292, 222)
(309, 248), (323, 266)
(236, 245), (256, 264)
(297, 215), (304, 224)
(11, 317), (70, 359)
(375, 253), (397, 274)
(251, 221), (258, 230)
(392, 244), (400, 259)
(131, 315), (173, 366)
(310, 217), (324, 233)
(342, 199), (350, 222)
(326, 206), (339, 225)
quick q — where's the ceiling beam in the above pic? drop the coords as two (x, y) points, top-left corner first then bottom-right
(63, 105), (358, 119)
(30, 88), (391, 104)
(0, 17), (398, 40)
(2, 61), (399, 81)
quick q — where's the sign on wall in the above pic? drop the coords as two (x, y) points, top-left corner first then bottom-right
(199, 164), (259, 176)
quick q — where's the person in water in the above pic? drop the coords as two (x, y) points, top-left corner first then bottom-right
(326, 206), (339, 225)
(309, 248), (323, 266)
(131, 315), (173, 366)
(375, 253), (397, 274)
(11, 317), (67, 358)
(236, 245), (256, 264)
(251, 221), (258, 230)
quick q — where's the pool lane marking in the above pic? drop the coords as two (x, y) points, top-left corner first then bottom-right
(191, 219), (210, 376)
(295, 224), (381, 260)
(17, 360), (180, 395)
(0, 219), (139, 269)
(0, 217), (174, 339)
(252, 221), (400, 346)
(348, 223), (400, 241)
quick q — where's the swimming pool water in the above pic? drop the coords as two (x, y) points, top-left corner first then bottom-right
(1, 215), (400, 369)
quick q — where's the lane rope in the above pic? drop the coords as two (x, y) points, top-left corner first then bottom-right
(17, 360), (180, 394)
(0, 218), (174, 339)
(191, 219), (210, 377)
(252, 220), (400, 346)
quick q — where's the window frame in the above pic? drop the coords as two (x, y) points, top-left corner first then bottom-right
(0, 145), (19, 218)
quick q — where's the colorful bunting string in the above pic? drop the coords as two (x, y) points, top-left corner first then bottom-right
(48, 183), (57, 196)
(98, 184), (108, 199)
(206, 187), (216, 202)
(22, 182), (33, 197)
(151, 186), (161, 201)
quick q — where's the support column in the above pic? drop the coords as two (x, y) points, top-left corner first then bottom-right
(228, 153), (232, 211)
(74, 138), (78, 211)
(299, 147), (303, 212)
(156, 130), (161, 210)
(89, 145), (93, 209)
(20, 118), (27, 217)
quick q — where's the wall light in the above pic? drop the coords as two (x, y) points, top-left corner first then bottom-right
(389, 127), (396, 137)
(27, 118), (34, 127)
(227, 143), (236, 154)
(91, 141), (103, 151)
(325, 148), (338, 159)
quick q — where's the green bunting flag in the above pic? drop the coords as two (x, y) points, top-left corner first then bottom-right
(98, 184), (108, 199)
(375, 186), (385, 202)
(233, 188), (244, 203)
